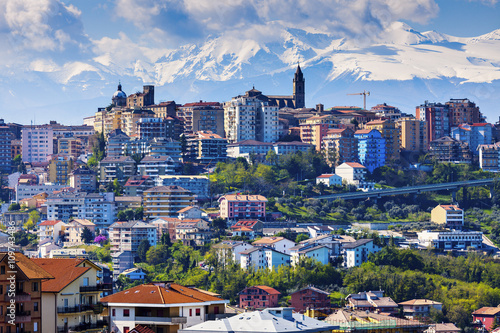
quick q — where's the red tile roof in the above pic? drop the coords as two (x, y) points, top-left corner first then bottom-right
(39, 220), (64, 226)
(317, 174), (336, 178)
(220, 194), (267, 202)
(131, 325), (155, 333)
(243, 285), (281, 295)
(473, 307), (500, 316)
(344, 162), (366, 169)
(31, 258), (94, 292)
(0, 253), (54, 280)
(101, 283), (224, 305)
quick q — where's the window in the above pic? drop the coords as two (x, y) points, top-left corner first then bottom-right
(189, 309), (193, 316)
(34, 322), (38, 332)
(196, 308), (201, 316)
(112, 309), (116, 317)
(32, 282), (38, 292)
(0, 266), (4, 274)
(34, 302), (39, 312)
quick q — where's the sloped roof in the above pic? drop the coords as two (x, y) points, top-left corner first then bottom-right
(253, 237), (287, 245)
(316, 174), (336, 178)
(399, 299), (442, 306)
(31, 258), (96, 292)
(101, 282), (225, 305)
(0, 253), (54, 280)
(473, 307), (500, 316)
(221, 194), (267, 202)
(241, 285), (281, 295)
(39, 220), (64, 226)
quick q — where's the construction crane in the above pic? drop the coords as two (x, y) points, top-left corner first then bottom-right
(347, 90), (370, 110)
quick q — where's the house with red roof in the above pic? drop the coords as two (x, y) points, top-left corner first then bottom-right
(290, 286), (331, 312)
(31, 258), (107, 333)
(316, 174), (342, 187)
(101, 282), (228, 333)
(473, 306), (500, 331)
(239, 286), (281, 309)
(431, 204), (464, 230)
(451, 122), (492, 155)
(219, 194), (267, 221)
(178, 206), (204, 220)
(335, 162), (375, 190)
(230, 220), (263, 239)
(37, 220), (67, 243)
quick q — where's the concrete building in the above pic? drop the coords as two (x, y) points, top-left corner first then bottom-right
(109, 221), (157, 257)
(31, 258), (106, 333)
(57, 137), (83, 159)
(290, 243), (330, 266)
(0, 119), (12, 173)
(342, 239), (378, 268)
(219, 194), (267, 220)
(224, 88), (279, 144)
(106, 129), (130, 158)
(155, 175), (209, 200)
(180, 307), (335, 333)
(417, 230), (483, 250)
(239, 286), (280, 309)
(335, 162), (374, 189)
(178, 101), (225, 137)
(397, 117), (428, 152)
(428, 136), (472, 163)
(15, 183), (66, 201)
(450, 123), (492, 155)
(212, 240), (252, 264)
(300, 116), (332, 151)
(144, 186), (196, 219)
(252, 236), (296, 255)
(354, 129), (385, 173)
(124, 175), (155, 196)
(322, 128), (358, 166)
(101, 282), (228, 333)
(184, 131), (228, 163)
(345, 290), (398, 315)
(48, 155), (74, 185)
(0, 252), (53, 333)
(316, 174), (342, 187)
(148, 137), (182, 161)
(431, 204), (464, 230)
(416, 102), (450, 147)
(446, 98), (484, 128)
(478, 143), (500, 171)
(240, 246), (291, 270)
(69, 165), (97, 192)
(99, 156), (136, 184)
(38, 220), (67, 243)
(21, 126), (54, 166)
(137, 155), (177, 177)
(65, 219), (96, 245)
(112, 251), (134, 279)
(365, 119), (401, 161)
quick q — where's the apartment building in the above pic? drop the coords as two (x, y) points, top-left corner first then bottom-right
(101, 282), (228, 333)
(300, 115), (336, 151)
(69, 166), (97, 192)
(322, 128), (358, 166)
(31, 258), (108, 333)
(451, 123), (493, 155)
(178, 101), (225, 137)
(137, 155), (177, 177)
(137, 116), (180, 141)
(38, 220), (67, 243)
(446, 98), (484, 127)
(428, 136), (472, 163)
(478, 143), (500, 171)
(48, 155), (74, 185)
(416, 102), (450, 146)
(219, 194), (267, 220)
(418, 230), (483, 250)
(184, 131), (228, 163)
(365, 119), (401, 160)
(353, 129), (386, 173)
(0, 119), (12, 173)
(57, 137), (83, 159)
(155, 175), (209, 199)
(148, 137), (182, 161)
(224, 89), (279, 143)
(108, 221), (157, 257)
(106, 129), (130, 158)
(21, 127), (54, 166)
(342, 239), (378, 268)
(239, 286), (280, 309)
(240, 246), (291, 270)
(65, 219), (96, 245)
(99, 156), (136, 184)
(397, 117), (428, 152)
(431, 204), (464, 230)
(143, 186), (196, 219)
(0, 252), (53, 333)
(290, 286), (331, 312)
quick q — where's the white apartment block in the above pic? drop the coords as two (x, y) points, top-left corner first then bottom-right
(21, 127), (54, 165)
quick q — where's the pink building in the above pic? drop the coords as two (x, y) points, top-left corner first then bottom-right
(219, 194), (267, 220)
(21, 127), (54, 166)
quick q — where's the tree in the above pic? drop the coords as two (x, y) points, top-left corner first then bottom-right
(211, 218), (227, 237)
(266, 149), (278, 166)
(136, 239), (151, 262)
(8, 203), (20, 211)
(23, 220), (34, 232)
(81, 227), (94, 244)
(26, 210), (40, 230)
(161, 232), (172, 247)
(295, 233), (309, 243)
(13, 231), (29, 246)
(134, 206), (144, 220)
(146, 245), (170, 265)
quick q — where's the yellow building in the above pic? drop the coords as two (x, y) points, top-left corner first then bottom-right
(365, 119), (401, 161)
(325, 309), (426, 333)
(397, 117), (428, 152)
(32, 258), (108, 333)
(0, 252), (54, 333)
(144, 185), (196, 219)
(430, 204), (464, 229)
(48, 155), (74, 185)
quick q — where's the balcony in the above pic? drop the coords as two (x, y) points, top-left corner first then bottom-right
(57, 320), (107, 333)
(57, 304), (95, 314)
(4, 292), (31, 302)
(5, 311), (31, 323)
(80, 284), (113, 293)
(135, 316), (188, 325)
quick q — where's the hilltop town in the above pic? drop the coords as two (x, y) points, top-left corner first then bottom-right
(2, 67), (500, 333)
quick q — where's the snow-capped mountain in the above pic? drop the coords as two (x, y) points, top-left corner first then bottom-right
(2, 22), (500, 125)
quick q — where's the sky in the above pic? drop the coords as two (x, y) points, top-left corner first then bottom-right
(0, 0), (498, 124)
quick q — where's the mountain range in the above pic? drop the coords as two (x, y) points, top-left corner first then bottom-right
(2, 21), (500, 125)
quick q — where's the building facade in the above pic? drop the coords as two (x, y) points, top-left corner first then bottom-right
(354, 129), (386, 173)
(143, 186), (196, 219)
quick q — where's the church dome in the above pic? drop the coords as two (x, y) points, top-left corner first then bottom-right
(112, 83), (127, 99)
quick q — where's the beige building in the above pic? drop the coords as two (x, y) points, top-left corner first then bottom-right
(397, 117), (428, 152)
(65, 219), (96, 245)
(31, 258), (107, 333)
(144, 186), (195, 219)
(431, 204), (464, 229)
(178, 102), (225, 137)
(0, 252), (54, 333)
(58, 137), (84, 159)
(48, 155), (74, 185)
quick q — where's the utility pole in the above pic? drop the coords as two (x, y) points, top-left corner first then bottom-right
(347, 90), (370, 110)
